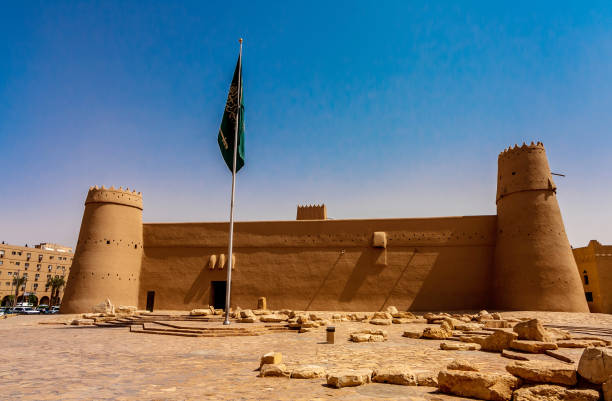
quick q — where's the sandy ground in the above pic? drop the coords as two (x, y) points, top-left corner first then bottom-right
(0, 311), (610, 401)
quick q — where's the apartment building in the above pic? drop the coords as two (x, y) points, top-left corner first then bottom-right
(0, 242), (73, 306)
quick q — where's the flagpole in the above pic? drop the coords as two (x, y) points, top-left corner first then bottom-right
(223, 38), (242, 325)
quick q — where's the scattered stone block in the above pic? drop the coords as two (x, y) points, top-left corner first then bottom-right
(456, 323), (484, 331)
(394, 311), (416, 319)
(546, 327), (572, 341)
(461, 335), (487, 345)
(350, 333), (371, 343)
(442, 317), (465, 329)
(350, 329), (388, 343)
(240, 309), (255, 318)
(481, 330), (518, 352)
(441, 342), (481, 351)
(372, 311), (392, 320)
(82, 313), (102, 319)
(300, 321), (319, 328)
(506, 360), (576, 386)
(423, 322), (453, 340)
(385, 306), (398, 315)
(326, 369), (372, 388)
(190, 309), (212, 316)
(491, 312), (502, 320)
(577, 347), (612, 385)
(259, 315), (286, 323)
(402, 329), (423, 339)
(296, 314), (310, 324)
(417, 371), (439, 387)
(238, 317), (256, 323)
(447, 359), (478, 372)
(437, 370), (520, 401)
(259, 364), (290, 378)
(290, 365), (326, 379)
(298, 327), (312, 333)
(424, 313), (449, 323)
(558, 339), (608, 348)
(308, 313), (323, 321)
(573, 336), (611, 346)
(483, 320), (513, 329)
(544, 350), (573, 364)
(501, 349), (531, 361)
(117, 305), (137, 314)
(260, 352), (282, 367)
(93, 298), (114, 314)
(512, 384), (600, 401)
(510, 340), (558, 354)
(513, 319), (552, 342)
(369, 318), (392, 326)
(372, 365), (417, 385)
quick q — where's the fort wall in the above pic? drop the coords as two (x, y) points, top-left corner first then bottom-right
(139, 216), (496, 311)
(61, 143), (590, 313)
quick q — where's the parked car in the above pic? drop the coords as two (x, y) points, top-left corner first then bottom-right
(9, 307), (40, 315)
(36, 305), (49, 313)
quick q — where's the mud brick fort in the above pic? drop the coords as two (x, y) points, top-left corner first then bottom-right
(61, 143), (591, 314)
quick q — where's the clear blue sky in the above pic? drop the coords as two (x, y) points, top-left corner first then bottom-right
(1, 1), (611, 248)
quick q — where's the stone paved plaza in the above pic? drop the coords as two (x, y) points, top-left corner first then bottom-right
(1, 311), (611, 400)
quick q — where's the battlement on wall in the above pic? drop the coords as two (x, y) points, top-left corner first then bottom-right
(85, 185), (143, 210)
(296, 204), (327, 220)
(498, 141), (544, 160)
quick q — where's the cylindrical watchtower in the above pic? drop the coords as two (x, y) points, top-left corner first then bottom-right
(61, 186), (143, 313)
(493, 143), (588, 312)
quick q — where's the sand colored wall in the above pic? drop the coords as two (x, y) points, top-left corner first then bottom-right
(139, 216), (497, 311)
(493, 143), (588, 312)
(573, 240), (612, 313)
(61, 143), (589, 314)
(60, 187), (143, 313)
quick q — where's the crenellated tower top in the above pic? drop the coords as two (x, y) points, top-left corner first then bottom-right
(85, 185), (143, 210)
(296, 204), (327, 220)
(498, 141), (545, 160)
(496, 142), (555, 202)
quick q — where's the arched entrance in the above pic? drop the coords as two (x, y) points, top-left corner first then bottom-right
(39, 296), (50, 306)
(1, 296), (12, 306)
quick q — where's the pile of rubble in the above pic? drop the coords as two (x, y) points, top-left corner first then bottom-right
(259, 348), (612, 399)
(69, 298), (141, 326)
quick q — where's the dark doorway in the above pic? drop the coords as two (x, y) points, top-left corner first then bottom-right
(146, 291), (155, 312)
(211, 281), (226, 309)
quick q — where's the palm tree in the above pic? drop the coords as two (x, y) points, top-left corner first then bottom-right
(12, 275), (27, 307)
(47, 276), (66, 308)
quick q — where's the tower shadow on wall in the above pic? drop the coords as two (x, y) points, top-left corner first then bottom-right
(378, 250), (418, 312)
(408, 226), (494, 311)
(338, 249), (386, 303)
(305, 253), (344, 311)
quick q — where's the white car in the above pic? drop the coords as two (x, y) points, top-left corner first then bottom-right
(11, 307), (40, 315)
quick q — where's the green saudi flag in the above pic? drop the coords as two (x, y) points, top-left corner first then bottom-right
(218, 53), (245, 173)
